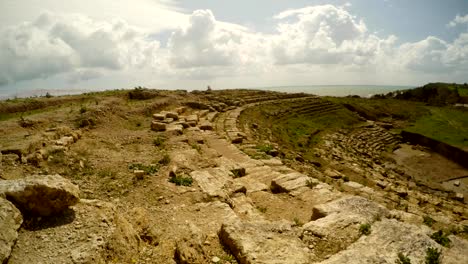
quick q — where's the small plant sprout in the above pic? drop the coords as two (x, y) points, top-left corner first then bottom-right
(430, 230), (451, 247)
(359, 223), (371, 236)
(395, 252), (411, 264)
(425, 247), (441, 264)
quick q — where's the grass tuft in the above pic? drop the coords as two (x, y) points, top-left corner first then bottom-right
(425, 247), (441, 264)
(395, 252), (411, 264)
(359, 223), (371, 236)
(169, 174), (193, 186)
(430, 230), (451, 247)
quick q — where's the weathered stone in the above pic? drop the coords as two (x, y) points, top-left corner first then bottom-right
(452, 192), (464, 202)
(175, 223), (209, 264)
(199, 122), (214, 131)
(302, 196), (390, 260)
(319, 219), (439, 264)
(0, 174), (80, 216)
(166, 124), (184, 136)
(56, 136), (74, 146)
(178, 121), (190, 128)
(186, 115), (199, 123)
(341, 181), (364, 192)
(152, 114), (165, 120)
(151, 121), (166, 131)
(133, 170), (145, 180)
(162, 118), (174, 123)
(190, 168), (233, 198)
(231, 137), (243, 144)
(271, 172), (312, 194)
(311, 196), (389, 221)
(395, 187), (409, 198)
(453, 180), (460, 187)
(127, 207), (160, 246)
(219, 218), (310, 264)
(165, 111), (179, 120)
(175, 107), (187, 114)
(376, 180), (388, 189)
(0, 197), (22, 263)
(324, 168), (343, 179)
(199, 110), (209, 118)
(8, 199), (140, 264)
(187, 121), (197, 127)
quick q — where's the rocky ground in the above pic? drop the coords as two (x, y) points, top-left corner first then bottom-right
(0, 89), (467, 264)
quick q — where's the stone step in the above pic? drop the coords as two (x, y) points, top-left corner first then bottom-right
(219, 217), (310, 264)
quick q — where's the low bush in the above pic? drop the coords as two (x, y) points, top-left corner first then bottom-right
(359, 223), (371, 236)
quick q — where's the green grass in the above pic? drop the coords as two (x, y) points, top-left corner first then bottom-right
(256, 144), (274, 153)
(396, 252), (411, 264)
(406, 107), (468, 148)
(169, 175), (193, 186)
(153, 137), (166, 147)
(359, 223), (371, 236)
(423, 216), (435, 227)
(430, 230), (451, 247)
(425, 247), (441, 264)
(158, 154), (171, 166)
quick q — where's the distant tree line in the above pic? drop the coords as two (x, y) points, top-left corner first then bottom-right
(372, 82), (468, 106)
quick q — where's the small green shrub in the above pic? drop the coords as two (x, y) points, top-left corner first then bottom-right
(359, 223), (371, 236)
(169, 175), (193, 186)
(430, 230), (451, 247)
(395, 252), (411, 264)
(423, 216), (435, 227)
(220, 254), (236, 263)
(425, 247), (441, 264)
(128, 163), (159, 175)
(153, 137), (165, 147)
(158, 154), (171, 166)
(343, 176), (350, 182)
(79, 105), (87, 114)
(256, 144), (273, 153)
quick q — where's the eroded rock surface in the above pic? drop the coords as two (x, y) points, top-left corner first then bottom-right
(0, 197), (23, 263)
(219, 217), (310, 264)
(8, 199), (140, 264)
(0, 174), (80, 216)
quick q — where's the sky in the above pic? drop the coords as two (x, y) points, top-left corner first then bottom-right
(0, 0), (467, 97)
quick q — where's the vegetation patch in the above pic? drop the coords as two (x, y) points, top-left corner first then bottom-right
(359, 223), (371, 236)
(153, 137), (166, 147)
(158, 154), (171, 166)
(423, 216), (435, 227)
(169, 174), (193, 186)
(425, 247), (441, 264)
(395, 252), (411, 264)
(430, 230), (451, 247)
(256, 144), (274, 153)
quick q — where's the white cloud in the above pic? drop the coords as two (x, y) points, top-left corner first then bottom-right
(270, 5), (390, 66)
(448, 14), (468, 27)
(167, 9), (266, 69)
(0, 4), (467, 89)
(0, 12), (160, 85)
(396, 34), (468, 73)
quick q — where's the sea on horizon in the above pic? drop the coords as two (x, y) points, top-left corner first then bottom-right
(254, 85), (414, 98)
(0, 85), (413, 100)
